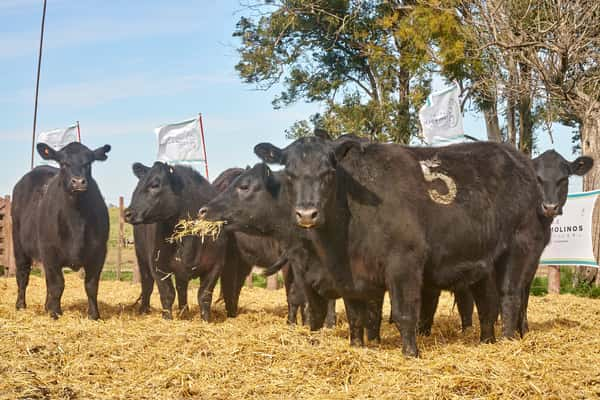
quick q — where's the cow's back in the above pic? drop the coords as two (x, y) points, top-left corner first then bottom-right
(340, 141), (542, 288)
(12, 166), (58, 260)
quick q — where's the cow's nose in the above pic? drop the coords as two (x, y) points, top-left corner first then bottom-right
(295, 208), (319, 228)
(198, 207), (208, 218)
(70, 176), (87, 191)
(542, 203), (559, 216)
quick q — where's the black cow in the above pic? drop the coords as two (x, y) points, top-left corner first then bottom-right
(427, 149), (594, 335)
(252, 137), (547, 356)
(212, 167), (309, 325)
(125, 162), (231, 321)
(201, 164), (369, 335)
(211, 167), (336, 326)
(13, 142), (111, 319)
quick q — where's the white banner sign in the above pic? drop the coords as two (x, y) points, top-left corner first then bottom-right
(155, 118), (204, 163)
(539, 190), (600, 267)
(37, 124), (78, 150)
(418, 83), (464, 145)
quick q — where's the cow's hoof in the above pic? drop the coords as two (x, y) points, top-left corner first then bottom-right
(402, 346), (419, 358)
(325, 319), (336, 329)
(50, 312), (60, 320)
(138, 305), (151, 315)
(15, 300), (26, 310)
(350, 338), (365, 347)
(162, 311), (173, 320)
(88, 312), (100, 321)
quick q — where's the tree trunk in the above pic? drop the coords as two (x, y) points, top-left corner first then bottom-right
(483, 100), (502, 142)
(580, 113), (600, 284)
(518, 63), (533, 156)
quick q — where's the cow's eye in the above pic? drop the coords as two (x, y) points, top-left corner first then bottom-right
(150, 181), (160, 189)
(238, 184), (249, 191)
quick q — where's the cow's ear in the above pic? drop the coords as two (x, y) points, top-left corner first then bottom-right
(132, 163), (150, 179)
(254, 143), (285, 164)
(93, 145), (111, 161)
(333, 140), (361, 162)
(37, 143), (60, 161)
(570, 156), (593, 176)
(314, 128), (332, 141)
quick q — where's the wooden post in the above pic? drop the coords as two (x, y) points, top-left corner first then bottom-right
(1, 196), (16, 277)
(548, 265), (561, 294)
(267, 273), (279, 290)
(117, 196), (123, 281)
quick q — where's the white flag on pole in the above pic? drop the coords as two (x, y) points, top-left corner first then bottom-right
(155, 117), (204, 163)
(37, 124), (79, 150)
(539, 190), (600, 267)
(418, 83), (464, 145)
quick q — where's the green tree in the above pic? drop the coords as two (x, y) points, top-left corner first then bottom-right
(234, 0), (465, 143)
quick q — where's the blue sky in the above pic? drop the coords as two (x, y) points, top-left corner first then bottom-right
(0, 1), (581, 204)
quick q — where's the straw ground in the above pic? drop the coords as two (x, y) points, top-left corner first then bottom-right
(1, 275), (599, 399)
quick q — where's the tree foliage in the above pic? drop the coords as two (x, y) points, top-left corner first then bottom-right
(234, 0), (466, 143)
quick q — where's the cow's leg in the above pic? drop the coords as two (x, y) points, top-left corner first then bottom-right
(455, 288), (474, 331)
(83, 264), (102, 320)
(303, 285), (328, 331)
(15, 251), (32, 310)
(137, 259), (154, 314)
(366, 293), (385, 344)
(44, 265), (65, 320)
(300, 303), (308, 326)
(387, 251), (423, 357)
(470, 275), (498, 343)
(519, 273), (536, 337)
(219, 243), (249, 318)
(288, 303), (299, 325)
(154, 276), (176, 320)
(343, 298), (366, 347)
(418, 286), (441, 336)
(198, 266), (221, 322)
(175, 274), (189, 313)
(324, 299), (336, 328)
(499, 237), (540, 339)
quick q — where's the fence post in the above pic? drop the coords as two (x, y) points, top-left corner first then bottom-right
(267, 273), (279, 290)
(245, 273), (253, 288)
(548, 265), (560, 294)
(117, 196), (123, 281)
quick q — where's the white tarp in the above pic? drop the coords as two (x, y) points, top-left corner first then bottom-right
(539, 190), (600, 267)
(155, 118), (204, 163)
(37, 124), (78, 150)
(418, 83), (464, 145)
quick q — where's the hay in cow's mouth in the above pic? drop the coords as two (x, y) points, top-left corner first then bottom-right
(167, 218), (226, 243)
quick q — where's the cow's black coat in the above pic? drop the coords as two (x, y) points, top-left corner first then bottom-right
(125, 162), (229, 321)
(13, 142), (111, 319)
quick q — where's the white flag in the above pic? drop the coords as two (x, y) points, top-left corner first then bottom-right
(37, 124), (79, 150)
(155, 118), (204, 163)
(539, 190), (600, 267)
(418, 83), (464, 145)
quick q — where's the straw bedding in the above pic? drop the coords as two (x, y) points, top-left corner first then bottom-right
(1, 275), (599, 399)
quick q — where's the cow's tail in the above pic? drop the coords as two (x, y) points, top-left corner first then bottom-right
(262, 256), (289, 276)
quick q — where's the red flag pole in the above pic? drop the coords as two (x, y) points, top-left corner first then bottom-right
(76, 121), (81, 142)
(198, 113), (209, 180)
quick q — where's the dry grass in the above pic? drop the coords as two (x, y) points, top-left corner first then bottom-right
(167, 218), (225, 244)
(1, 275), (599, 399)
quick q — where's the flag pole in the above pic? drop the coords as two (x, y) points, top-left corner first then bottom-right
(198, 113), (209, 180)
(76, 121), (81, 142)
(31, 0), (47, 170)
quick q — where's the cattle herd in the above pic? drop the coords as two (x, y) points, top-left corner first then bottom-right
(11, 131), (594, 357)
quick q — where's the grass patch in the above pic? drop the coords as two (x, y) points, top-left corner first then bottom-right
(530, 276), (548, 296)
